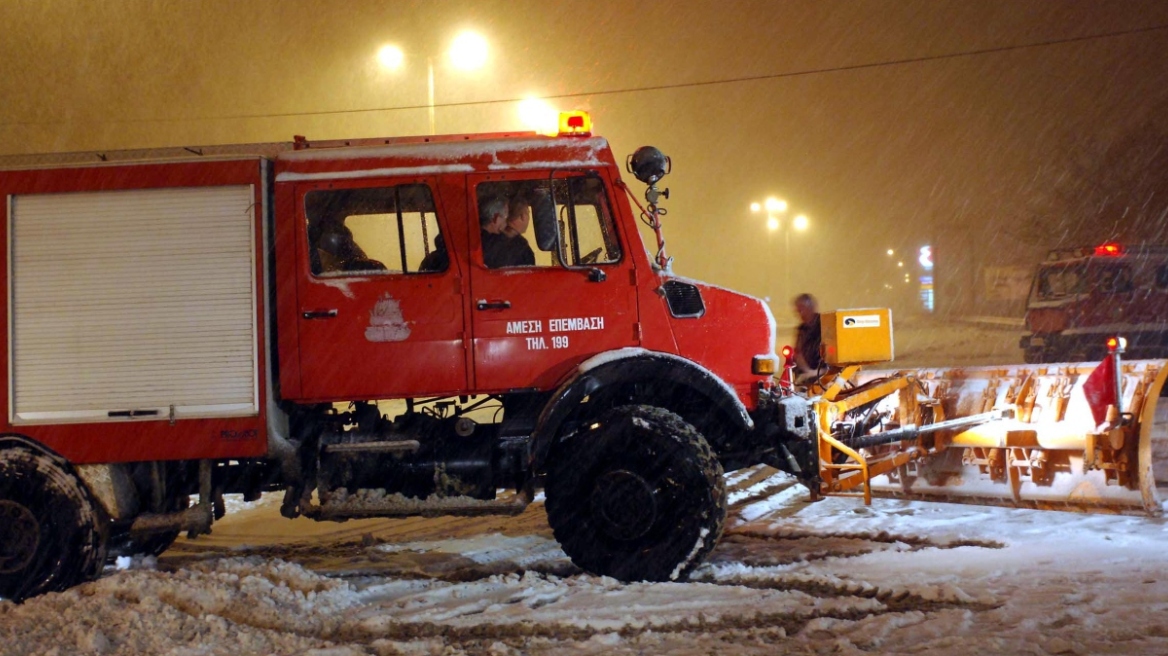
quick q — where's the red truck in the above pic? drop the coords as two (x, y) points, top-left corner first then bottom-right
(1020, 242), (1168, 363)
(0, 114), (814, 600)
(6, 116), (1166, 603)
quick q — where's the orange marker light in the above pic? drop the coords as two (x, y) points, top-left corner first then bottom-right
(1107, 337), (1118, 349)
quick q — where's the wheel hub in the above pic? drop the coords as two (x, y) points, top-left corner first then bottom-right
(0, 500), (40, 574)
(590, 469), (657, 541)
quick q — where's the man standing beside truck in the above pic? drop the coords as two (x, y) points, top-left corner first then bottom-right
(793, 292), (823, 381)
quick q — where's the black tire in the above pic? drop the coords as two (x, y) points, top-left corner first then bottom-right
(0, 440), (108, 602)
(544, 405), (726, 582)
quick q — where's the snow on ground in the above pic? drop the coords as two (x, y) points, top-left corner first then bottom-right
(5, 321), (1166, 655)
(6, 472), (1168, 655)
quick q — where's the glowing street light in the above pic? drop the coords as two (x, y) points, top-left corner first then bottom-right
(377, 31), (489, 135)
(750, 197), (809, 306)
(450, 32), (489, 70)
(517, 97), (560, 135)
(376, 45), (404, 70)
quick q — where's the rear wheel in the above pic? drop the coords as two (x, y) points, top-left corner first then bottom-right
(544, 405), (726, 582)
(0, 440), (108, 602)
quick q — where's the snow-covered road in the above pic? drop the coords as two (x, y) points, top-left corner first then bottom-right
(4, 465), (1168, 656)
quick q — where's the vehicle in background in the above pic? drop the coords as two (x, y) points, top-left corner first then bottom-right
(1020, 243), (1168, 363)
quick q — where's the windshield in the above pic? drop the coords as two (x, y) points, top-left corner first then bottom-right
(1035, 261), (1132, 300)
(1036, 264), (1085, 299)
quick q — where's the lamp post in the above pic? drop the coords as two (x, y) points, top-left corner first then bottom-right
(377, 31), (489, 135)
(751, 198), (809, 307)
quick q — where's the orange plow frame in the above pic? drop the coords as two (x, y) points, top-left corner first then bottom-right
(809, 359), (1168, 515)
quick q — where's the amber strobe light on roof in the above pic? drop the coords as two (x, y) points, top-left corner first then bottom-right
(557, 111), (592, 137)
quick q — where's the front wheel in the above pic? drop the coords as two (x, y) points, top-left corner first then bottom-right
(0, 440), (108, 602)
(544, 405), (726, 582)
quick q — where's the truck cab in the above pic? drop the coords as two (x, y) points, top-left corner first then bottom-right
(269, 127), (779, 453)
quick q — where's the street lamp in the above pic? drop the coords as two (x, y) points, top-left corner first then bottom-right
(377, 31), (489, 135)
(449, 32), (488, 70)
(376, 45), (404, 70)
(751, 199), (809, 306)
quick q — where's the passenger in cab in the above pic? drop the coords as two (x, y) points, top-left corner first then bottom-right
(480, 196), (510, 268)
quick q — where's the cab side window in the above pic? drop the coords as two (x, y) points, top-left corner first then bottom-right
(474, 174), (621, 269)
(555, 175), (622, 266)
(305, 184), (444, 276)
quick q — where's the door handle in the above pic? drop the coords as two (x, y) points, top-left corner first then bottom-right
(108, 409), (160, 418)
(302, 309), (338, 319)
(476, 299), (512, 311)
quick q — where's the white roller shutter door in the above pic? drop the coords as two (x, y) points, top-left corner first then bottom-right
(9, 185), (258, 424)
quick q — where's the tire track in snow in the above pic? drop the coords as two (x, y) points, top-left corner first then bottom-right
(712, 526), (1003, 568)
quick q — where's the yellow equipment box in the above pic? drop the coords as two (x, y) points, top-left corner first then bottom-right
(821, 308), (894, 365)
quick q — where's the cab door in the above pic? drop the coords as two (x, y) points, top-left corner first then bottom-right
(467, 170), (639, 391)
(292, 177), (467, 400)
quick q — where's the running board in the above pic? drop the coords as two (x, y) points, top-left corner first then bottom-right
(303, 487), (532, 521)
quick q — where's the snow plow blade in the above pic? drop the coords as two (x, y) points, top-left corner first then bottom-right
(811, 359), (1168, 515)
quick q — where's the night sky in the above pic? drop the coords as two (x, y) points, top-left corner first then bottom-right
(3, 0), (1167, 317)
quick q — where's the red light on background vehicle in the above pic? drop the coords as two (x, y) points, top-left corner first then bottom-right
(781, 345), (793, 359)
(1094, 242), (1123, 257)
